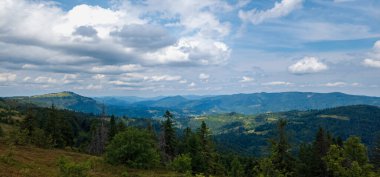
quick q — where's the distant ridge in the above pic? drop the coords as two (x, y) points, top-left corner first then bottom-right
(3, 91), (380, 117)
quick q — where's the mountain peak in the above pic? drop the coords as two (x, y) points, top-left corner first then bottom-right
(31, 91), (80, 98)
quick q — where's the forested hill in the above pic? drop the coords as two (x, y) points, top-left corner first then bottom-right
(184, 105), (380, 156)
(4, 91), (380, 117)
(4, 91), (103, 114)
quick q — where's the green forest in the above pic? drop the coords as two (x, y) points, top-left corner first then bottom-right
(1, 98), (380, 177)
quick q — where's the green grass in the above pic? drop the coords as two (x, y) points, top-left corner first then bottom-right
(0, 140), (183, 177)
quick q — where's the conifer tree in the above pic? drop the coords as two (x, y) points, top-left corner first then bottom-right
(229, 156), (244, 177)
(161, 110), (177, 160)
(270, 119), (294, 175)
(109, 115), (117, 140)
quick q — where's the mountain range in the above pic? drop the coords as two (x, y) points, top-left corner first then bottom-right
(4, 91), (380, 117)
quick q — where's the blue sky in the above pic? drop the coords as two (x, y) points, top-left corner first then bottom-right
(0, 0), (380, 97)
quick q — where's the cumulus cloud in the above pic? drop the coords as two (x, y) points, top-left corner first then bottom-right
(72, 26), (98, 37)
(110, 24), (176, 50)
(288, 57), (328, 74)
(239, 0), (303, 25)
(363, 59), (380, 68)
(0, 0), (232, 75)
(0, 73), (17, 82)
(362, 41), (380, 68)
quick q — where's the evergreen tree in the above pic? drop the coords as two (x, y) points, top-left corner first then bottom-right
(372, 135), (380, 169)
(270, 119), (295, 175)
(312, 127), (329, 177)
(323, 136), (376, 177)
(194, 121), (217, 175)
(109, 115), (117, 140)
(229, 156), (244, 177)
(116, 121), (126, 132)
(20, 110), (36, 136)
(160, 110), (177, 161)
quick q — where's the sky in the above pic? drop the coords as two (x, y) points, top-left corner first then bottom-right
(0, 0), (380, 97)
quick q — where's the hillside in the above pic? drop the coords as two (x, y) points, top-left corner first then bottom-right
(140, 92), (380, 115)
(6, 91), (103, 114)
(179, 105), (380, 156)
(5, 91), (380, 118)
(0, 141), (181, 177)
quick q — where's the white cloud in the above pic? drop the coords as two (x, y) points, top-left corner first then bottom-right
(0, 73), (17, 82)
(239, 0), (303, 25)
(288, 57), (328, 74)
(34, 76), (58, 84)
(151, 75), (182, 82)
(262, 81), (293, 86)
(188, 82), (196, 87)
(239, 76), (254, 83)
(363, 59), (380, 68)
(324, 82), (347, 87)
(362, 41), (380, 68)
(89, 64), (143, 74)
(179, 80), (188, 84)
(92, 74), (106, 80)
(199, 73), (210, 82)
(0, 0), (232, 74)
(74, 84), (103, 90)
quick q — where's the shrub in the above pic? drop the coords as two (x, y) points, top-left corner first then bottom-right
(7, 129), (30, 145)
(31, 128), (53, 148)
(0, 125), (4, 137)
(0, 145), (16, 165)
(171, 154), (192, 173)
(105, 127), (160, 169)
(57, 156), (90, 177)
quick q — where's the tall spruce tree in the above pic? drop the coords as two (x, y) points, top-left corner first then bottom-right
(109, 115), (117, 140)
(270, 119), (295, 175)
(161, 110), (177, 160)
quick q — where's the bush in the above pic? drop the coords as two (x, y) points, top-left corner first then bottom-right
(57, 156), (90, 177)
(7, 129), (30, 145)
(171, 154), (192, 173)
(105, 127), (160, 169)
(0, 125), (4, 137)
(31, 128), (53, 148)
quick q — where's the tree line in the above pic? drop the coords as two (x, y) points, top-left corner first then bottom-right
(1, 104), (380, 176)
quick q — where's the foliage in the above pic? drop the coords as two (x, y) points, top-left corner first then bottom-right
(31, 128), (54, 148)
(161, 110), (177, 161)
(7, 129), (30, 145)
(57, 156), (90, 177)
(323, 136), (376, 177)
(105, 127), (160, 169)
(0, 125), (4, 137)
(229, 156), (244, 177)
(170, 153), (192, 173)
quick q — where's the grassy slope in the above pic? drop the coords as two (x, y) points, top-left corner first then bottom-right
(0, 140), (181, 177)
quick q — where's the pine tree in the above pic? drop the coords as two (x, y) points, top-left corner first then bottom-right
(161, 110), (177, 161)
(109, 115), (117, 140)
(372, 135), (380, 169)
(312, 127), (329, 177)
(229, 156), (244, 177)
(270, 119), (294, 176)
(20, 111), (36, 136)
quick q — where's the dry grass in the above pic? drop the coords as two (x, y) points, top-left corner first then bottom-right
(0, 140), (182, 177)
